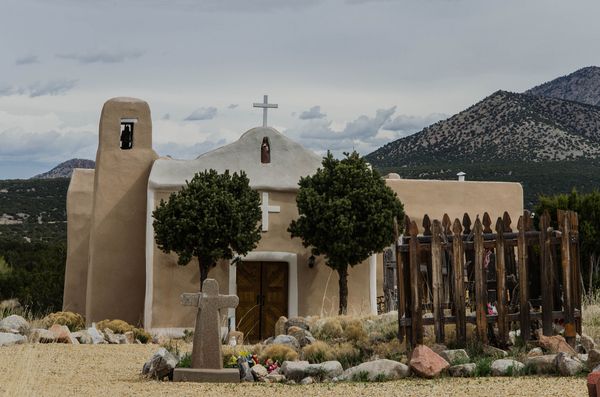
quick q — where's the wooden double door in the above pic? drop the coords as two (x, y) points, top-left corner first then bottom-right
(236, 261), (288, 343)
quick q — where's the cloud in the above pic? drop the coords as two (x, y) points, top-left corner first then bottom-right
(162, 113), (171, 120)
(15, 55), (39, 65)
(299, 105), (326, 120)
(184, 107), (218, 121)
(228, 104), (239, 109)
(382, 112), (448, 135)
(155, 140), (226, 159)
(56, 50), (144, 64)
(0, 79), (78, 97)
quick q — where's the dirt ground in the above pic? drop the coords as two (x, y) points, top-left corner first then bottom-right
(0, 344), (588, 397)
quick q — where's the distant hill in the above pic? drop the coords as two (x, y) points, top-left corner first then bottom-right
(366, 68), (600, 208)
(32, 159), (95, 179)
(526, 66), (600, 106)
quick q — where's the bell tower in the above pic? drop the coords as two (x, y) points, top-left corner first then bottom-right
(86, 97), (158, 325)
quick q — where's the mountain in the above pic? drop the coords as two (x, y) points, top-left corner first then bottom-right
(32, 159), (95, 179)
(526, 66), (600, 106)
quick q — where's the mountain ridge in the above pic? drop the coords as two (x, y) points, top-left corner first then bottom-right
(31, 159), (95, 179)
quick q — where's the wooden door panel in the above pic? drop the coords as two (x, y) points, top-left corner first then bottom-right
(236, 262), (261, 343)
(261, 262), (288, 339)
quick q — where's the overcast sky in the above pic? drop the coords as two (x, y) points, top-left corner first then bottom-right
(1, 0), (599, 178)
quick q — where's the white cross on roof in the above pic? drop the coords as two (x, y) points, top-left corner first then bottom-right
(253, 95), (278, 127)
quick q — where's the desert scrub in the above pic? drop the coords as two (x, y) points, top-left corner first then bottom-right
(302, 341), (333, 363)
(177, 352), (192, 368)
(96, 318), (151, 343)
(258, 344), (298, 363)
(351, 371), (370, 382)
(474, 357), (493, 377)
(372, 339), (406, 362)
(42, 311), (85, 331)
(331, 342), (363, 369)
(342, 319), (367, 343)
(314, 317), (344, 341)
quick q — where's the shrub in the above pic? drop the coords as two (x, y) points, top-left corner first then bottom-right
(178, 352), (192, 368)
(133, 328), (152, 344)
(343, 320), (367, 343)
(351, 370), (370, 382)
(372, 339), (406, 362)
(331, 342), (363, 369)
(96, 319), (134, 334)
(315, 318), (344, 341)
(474, 357), (493, 377)
(259, 344), (298, 363)
(42, 311), (85, 331)
(302, 341), (333, 363)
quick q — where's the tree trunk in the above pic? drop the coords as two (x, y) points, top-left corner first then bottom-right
(198, 259), (211, 290)
(338, 265), (349, 315)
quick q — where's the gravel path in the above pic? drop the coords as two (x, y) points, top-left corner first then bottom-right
(0, 344), (588, 397)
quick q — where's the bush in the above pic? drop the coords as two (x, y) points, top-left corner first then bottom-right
(315, 318), (344, 341)
(178, 352), (192, 368)
(259, 344), (298, 363)
(42, 311), (85, 331)
(372, 339), (406, 362)
(342, 320), (367, 343)
(96, 319), (151, 343)
(302, 341), (333, 363)
(474, 357), (493, 377)
(330, 342), (363, 369)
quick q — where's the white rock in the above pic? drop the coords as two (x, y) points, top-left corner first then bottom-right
(554, 352), (584, 376)
(266, 335), (300, 350)
(266, 373), (286, 382)
(30, 328), (56, 343)
(0, 332), (27, 346)
(524, 355), (557, 374)
(0, 315), (29, 334)
(440, 349), (470, 364)
(87, 326), (105, 344)
(300, 376), (314, 385)
(281, 360), (310, 381)
(340, 359), (410, 381)
(491, 359), (525, 376)
(305, 361), (343, 379)
(251, 364), (268, 380)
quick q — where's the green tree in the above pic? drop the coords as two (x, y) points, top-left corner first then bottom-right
(288, 151), (405, 314)
(152, 170), (262, 287)
(535, 189), (600, 293)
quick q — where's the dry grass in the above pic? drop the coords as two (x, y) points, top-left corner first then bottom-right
(583, 291), (600, 341)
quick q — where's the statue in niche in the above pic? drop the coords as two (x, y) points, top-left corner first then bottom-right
(261, 137), (270, 163)
(120, 124), (133, 150)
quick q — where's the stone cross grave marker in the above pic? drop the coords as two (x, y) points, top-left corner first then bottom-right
(173, 278), (240, 383)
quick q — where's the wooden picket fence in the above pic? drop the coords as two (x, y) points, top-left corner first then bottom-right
(389, 210), (582, 348)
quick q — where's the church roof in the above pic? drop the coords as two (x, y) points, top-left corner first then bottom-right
(148, 126), (322, 191)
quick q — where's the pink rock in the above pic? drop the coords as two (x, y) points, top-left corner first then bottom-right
(409, 344), (450, 378)
(537, 333), (576, 355)
(48, 324), (78, 344)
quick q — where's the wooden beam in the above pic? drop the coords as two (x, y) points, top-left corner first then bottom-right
(559, 210), (575, 347)
(539, 210), (553, 336)
(495, 217), (508, 345)
(517, 214), (530, 342)
(409, 220), (423, 346)
(473, 217), (487, 344)
(431, 220), (445, 343)
(452, 218), (466, 345)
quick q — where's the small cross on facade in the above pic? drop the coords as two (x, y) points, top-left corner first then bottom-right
(253, 95), (278, 127)
(261, 192), (280, 232)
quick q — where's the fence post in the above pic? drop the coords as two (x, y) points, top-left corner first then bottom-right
(474, 217), (488, 344)
(569, 211), (582, 335)
(452, 218), (466, 346)
(559, 210), (576, 347)
(394, 218), (406, 343)
(495, 217), (508, 346)
(431, 220), (445, 344)
(409, 220), (423, 346)
(539, 211), (554, 336)
(517, 214), (530, 342)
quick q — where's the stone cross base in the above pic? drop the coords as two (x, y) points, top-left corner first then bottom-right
(173, 368), (240, 383)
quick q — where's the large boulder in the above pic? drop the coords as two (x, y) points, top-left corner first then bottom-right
(0, 332), (26, 346)
(554, 352), (584, 376)
(440, 349), (469, 364)
(538, 332), (577, 355)
(0, 315), (29, 334)
(491, 359), (524, 376)
(287, 326), (315, 347)
(275, 316), (288, 336)
(524, 354), (557, 374)
(30, 328), (57, 343)
(141, 348), (178, 380)
(409, 344), (449, 378)
(285, 317), (309, 331)
(48, 324), (79, 344)
(281, 360), (310, 381)
(341, 359), (410, 381)
(251, 363), (268, 381)
(305, 361), (343, 380)
(483, 345), (508, 358)
(447, 363), (476, 377)
(87, 326), (105, 344)
(265, 334), (300, 350)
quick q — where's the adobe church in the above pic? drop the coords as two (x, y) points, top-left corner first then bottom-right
(62, 96), (523, 340)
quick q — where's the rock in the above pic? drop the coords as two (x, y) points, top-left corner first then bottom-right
(538, 332), (577, 355)
(589, 349), (600, 370)
(409, 344), (449, 378)
(281, 360), (310, 381)
(305, 361), (343, 380)
(287, 326), (315, 347)
(141, 348), (178, 380)
(578, 353), (589, 364)
(440, 349), (469, 364)
(430, 343), (448, 355)
(447, 363), (476, 377)
(524, 354), (557, 374)
(227, 330), (244, 346)
(0, 332), (26, 346)
(581, 334), (596, 353)
(74, 330), (93, 344)
(0, 315), (29, 334)
(509, 330), (520, 345)
(491, 359), (524, 376)
(300, 376), (314, 385)
(266, 373), (286, 383)
(483, 345), (509, 358)
(251, 364), (268, 381)
(30, 328), (56, 343)
(48, 324), (78, 344)
(124, 331), (135, 344)
(341, 359), (410, 381)
(266, 334), (300, 350)
(554, 352), (584, 376)
(527, 347), (543, 357)
(103, 328), (123, 344)
(275, 316), (288, 336)
(237, 357), (254, 382)
(285, 317), (309, 331)
(87, 326), (105, 344)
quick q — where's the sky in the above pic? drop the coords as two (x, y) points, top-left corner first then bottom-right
(1, 0), (600, 179)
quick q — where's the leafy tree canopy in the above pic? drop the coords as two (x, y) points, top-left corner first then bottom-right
(152, 169), (262, 285)
(289, 151), (405, 313)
